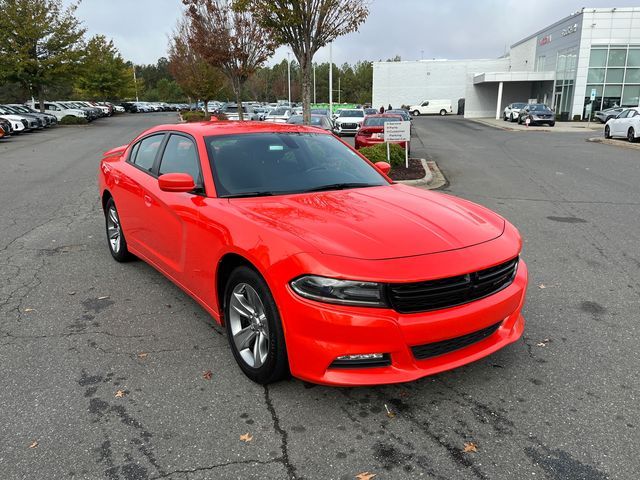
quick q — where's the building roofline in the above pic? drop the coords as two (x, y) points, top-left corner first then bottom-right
(510, 9), (584, 49)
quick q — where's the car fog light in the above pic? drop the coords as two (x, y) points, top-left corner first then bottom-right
(337, 353), (384, 361)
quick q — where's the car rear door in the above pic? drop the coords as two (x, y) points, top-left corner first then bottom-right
(114, 133), (166, 258)
(143, 133), (205, 283)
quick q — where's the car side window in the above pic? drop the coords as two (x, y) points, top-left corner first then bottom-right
(132, 134), (164, 172)
(158, 134), (201, 186)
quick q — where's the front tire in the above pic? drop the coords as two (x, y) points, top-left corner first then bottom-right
(104, 198), (133, 262)
(439, 109), (447, 116)
(509, 114), (514, 122)
(224, 266), (289, 384)
(548, 122), (555, 127)
(604, 125), (611, 139)
(412, 110), (420, 117)
(629, 128), (637, 143)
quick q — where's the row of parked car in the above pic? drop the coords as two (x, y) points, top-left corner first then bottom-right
(121, 102), (190, 113)
(0, 100), (123, 139)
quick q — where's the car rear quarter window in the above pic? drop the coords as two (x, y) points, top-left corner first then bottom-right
(132, 134), (164, 172)
(158, 134), (201, 185)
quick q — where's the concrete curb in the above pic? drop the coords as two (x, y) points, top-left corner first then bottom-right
(470, 117), (602, 133)
(396, 158), (447, 190)
(587, 136), (640, 151)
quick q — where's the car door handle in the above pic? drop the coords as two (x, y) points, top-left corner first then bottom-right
(144, 194), (153, 207)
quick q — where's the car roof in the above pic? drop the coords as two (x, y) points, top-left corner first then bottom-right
(365, 113), (403, 118)
(141, 120), (333, 138)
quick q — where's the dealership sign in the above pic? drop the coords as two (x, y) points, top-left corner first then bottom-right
(539, 35), (552, 46)
(562, 23), (578, 37)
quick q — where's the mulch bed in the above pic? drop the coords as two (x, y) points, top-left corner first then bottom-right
(389, 158), (425, 181)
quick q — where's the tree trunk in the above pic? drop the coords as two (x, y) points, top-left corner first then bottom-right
(38, 86), (45, 113)
(301, 57), (312, 126)
(235, 79), (243, 121)
(203, 98), (209, 118)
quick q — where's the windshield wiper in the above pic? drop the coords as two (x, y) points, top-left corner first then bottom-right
(303, 182), (380, 193)
(223, 191), (276, 198)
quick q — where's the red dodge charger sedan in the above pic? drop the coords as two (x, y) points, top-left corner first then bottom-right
(98, 119), (527, 386)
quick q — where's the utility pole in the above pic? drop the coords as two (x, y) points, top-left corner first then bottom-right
(287, 52), (291, 106)
(338, 77), (341, 104)
(329, 43), (333, 114)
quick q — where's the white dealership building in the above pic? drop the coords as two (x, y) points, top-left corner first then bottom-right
(372, 7), (640, 120)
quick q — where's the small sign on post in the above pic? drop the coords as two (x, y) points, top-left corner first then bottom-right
(384, 121), (411, 168)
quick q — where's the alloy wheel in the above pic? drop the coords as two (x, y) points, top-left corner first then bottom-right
(106, 206), (121, 254)
(228, 283), (270, 368)
(629, 128), (635, 143)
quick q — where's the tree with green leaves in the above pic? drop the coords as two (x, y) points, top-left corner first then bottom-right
(76, 35), (135, 100)
(183, 0), (276, 120)
(168, 16), (228, 115)
(0, 0), (86, 111)
(235, 0), (369, 124)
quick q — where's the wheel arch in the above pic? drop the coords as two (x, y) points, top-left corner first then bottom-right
(216, 252), (264, 325)
(101, 189), (113, 212)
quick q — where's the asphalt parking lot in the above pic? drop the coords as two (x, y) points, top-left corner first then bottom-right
(1, 113), (638, 480)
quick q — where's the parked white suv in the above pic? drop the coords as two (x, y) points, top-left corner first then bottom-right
(409, 100), (452, 116)
(503, 102), (527, 122)
(27, 101), (87, 120)
(334, 109), (365, 135)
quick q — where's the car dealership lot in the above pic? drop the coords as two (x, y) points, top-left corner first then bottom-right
(1, 113), (638, 479)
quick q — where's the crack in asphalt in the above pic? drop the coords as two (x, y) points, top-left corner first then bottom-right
(263, 385), (297, 480)
(149, 458), (282, 479)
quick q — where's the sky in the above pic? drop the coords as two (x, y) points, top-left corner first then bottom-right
(67, 0), (640, 66)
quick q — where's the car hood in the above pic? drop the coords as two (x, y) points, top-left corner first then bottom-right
(231, 184), (505, 260)
(0, 114), (26, 121)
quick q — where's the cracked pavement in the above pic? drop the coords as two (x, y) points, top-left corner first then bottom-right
(0, 113), (638, 479)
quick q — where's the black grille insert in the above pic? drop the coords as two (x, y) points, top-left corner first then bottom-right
(387, 257), (518, 314)
(329, 354), (391, 369)
(411, 321), (502, 360)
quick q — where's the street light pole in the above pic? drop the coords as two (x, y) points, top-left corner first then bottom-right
(313, 62), (316, 104)
(287, 52), (291, 106)
(133, 65), (139, 102)
(329, 43), (333, 114)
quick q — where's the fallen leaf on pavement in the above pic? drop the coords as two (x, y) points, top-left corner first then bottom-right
(355, 472), (376, 480)
(536, 342), (547, 347)
(538, 284), (546, 289)
(68, 291), (76, 296)
(98, 296), (110, 300)
(137, 352), (148, 359)
(384, 404), (396, 418)
(463, 442), (478, 453)
(203, 370), (212, 380)
(28, 440), (38, 449)
(24, 308), (35, 312)
(114, 389), (126, 398)
(239, 433), (253, 442)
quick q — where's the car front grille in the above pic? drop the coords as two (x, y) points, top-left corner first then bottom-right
(411, 321), (502, 360)
(387, 257), (518, 314)
(341, 123), (358, 129)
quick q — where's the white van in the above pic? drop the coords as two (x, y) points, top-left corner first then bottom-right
(409, 100), (453, 116)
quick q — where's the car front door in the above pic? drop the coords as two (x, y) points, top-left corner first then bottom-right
(613, 110), (630, 136)
(143, 133), (206, 284)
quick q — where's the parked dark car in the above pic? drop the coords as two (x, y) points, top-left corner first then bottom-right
(286, 114), (334, 131)
(517, 104), (555, 126)
(386, 109), (412, 122)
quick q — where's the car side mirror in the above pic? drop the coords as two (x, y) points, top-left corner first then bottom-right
(375, 161), (391, 175)
(158, 173), (196, 193)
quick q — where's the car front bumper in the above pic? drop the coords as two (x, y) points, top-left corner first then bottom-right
(268, 238), (528, 386)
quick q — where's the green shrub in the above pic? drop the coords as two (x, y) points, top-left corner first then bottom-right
(358, 142), (407, 167)
(182, 111), (208, 122)
(59, 115), (88, 125)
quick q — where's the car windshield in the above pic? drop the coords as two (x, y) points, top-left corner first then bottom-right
(287, 115), (325, 126)
(10, 105), (29, 113)
(364, 116), (401, 126)
(206, 132), (387, 197)
(311, 109), (328, 115)
(512, 103), (527, 108)
(270, 108), (290, 116)
(1, 105), (20, 113)
(529, 104), (551, 112)
(340, 110), (364, 118)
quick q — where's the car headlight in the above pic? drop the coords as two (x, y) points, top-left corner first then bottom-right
(290, 275), (387, 307)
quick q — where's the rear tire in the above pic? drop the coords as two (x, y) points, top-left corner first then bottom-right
(604, 125), (611, 139)
(439, 109), (447, 116)
(104, 198), (133, 262)
(629, 128), (637, 143)
(224, 266), (289, 384)
(412, 110), (420, 117)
